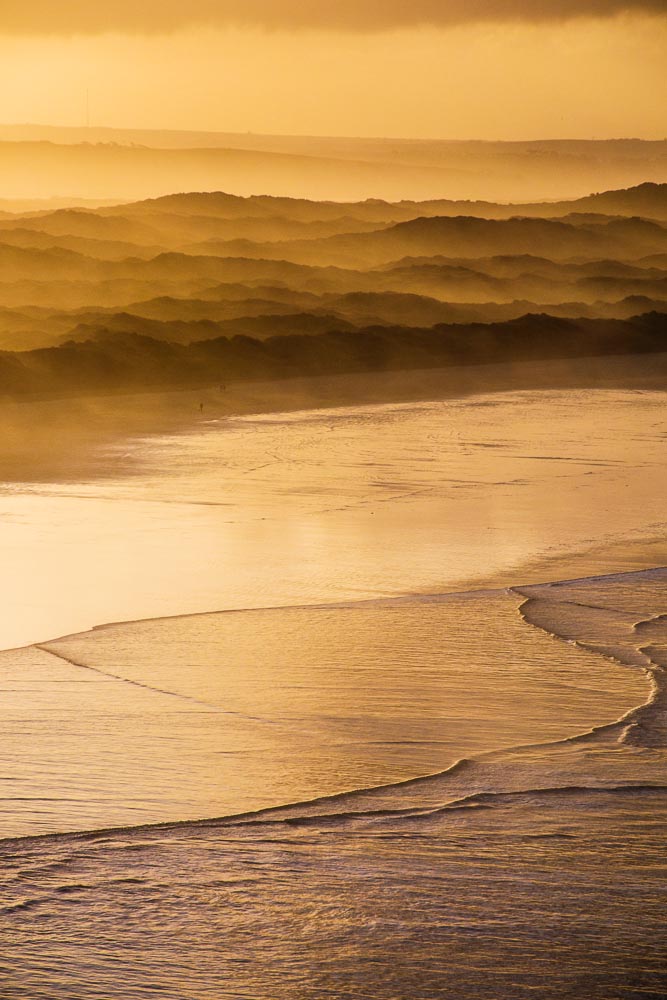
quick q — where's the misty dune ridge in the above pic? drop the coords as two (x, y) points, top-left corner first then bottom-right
(0, 157), (666, 999)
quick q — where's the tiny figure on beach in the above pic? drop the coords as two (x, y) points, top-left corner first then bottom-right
(199, 402), (204, 413)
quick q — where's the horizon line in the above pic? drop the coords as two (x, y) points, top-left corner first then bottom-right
(1, 122), (666, 146)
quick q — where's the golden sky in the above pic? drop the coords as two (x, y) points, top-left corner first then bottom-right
(0, 5), (665, 139)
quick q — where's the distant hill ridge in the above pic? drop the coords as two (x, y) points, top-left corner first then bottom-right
(0, 181), (664, 361)
(106, 182), (667, 223)
(0, 129), (666, 203)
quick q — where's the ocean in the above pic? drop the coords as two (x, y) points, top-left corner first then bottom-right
(0, 388), (665, 997)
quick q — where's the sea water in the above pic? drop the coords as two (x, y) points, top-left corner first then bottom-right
(0, 389), (665, 997)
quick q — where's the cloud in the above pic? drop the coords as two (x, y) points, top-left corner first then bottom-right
(3, 1), (666, 35)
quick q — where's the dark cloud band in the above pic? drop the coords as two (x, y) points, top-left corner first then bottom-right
(3, 0), (665, 34)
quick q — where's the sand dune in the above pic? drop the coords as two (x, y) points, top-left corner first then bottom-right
(0, 184), (663, 361)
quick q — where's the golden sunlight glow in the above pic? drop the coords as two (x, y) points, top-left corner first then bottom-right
(0, 17), (664, 139)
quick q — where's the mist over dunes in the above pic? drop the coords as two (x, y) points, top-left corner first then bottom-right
(2, 314), (664, 398)
(3, 0), (667, 991)
(0, 180), (664, 393)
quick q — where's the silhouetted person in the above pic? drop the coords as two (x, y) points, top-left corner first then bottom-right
(199, 402), (204, 413)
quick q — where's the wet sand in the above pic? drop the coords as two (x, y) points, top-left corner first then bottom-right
(2, 385), (667, 652)
(0, 370), (666, 997)
(0, 383), (666, 835)
(2, 350), (667, 481)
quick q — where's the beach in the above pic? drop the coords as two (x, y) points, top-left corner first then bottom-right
(0, 370), (666, 996)
(2, 8), (665, 993)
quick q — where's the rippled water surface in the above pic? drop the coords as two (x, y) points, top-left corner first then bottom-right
(2, 388), (666, 650)
(2, 570), (666, 998)
(0, 389), (666, 998)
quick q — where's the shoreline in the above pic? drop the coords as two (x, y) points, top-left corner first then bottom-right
(1, 561), (663, 847)
(1, 360), (666, 843)
(2, 351), (667, 482)
(6, 536), (666, 657)
(1, 358), (666, 656)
